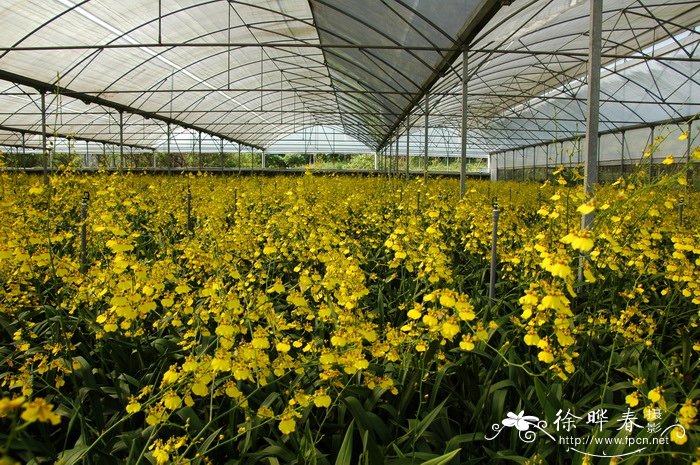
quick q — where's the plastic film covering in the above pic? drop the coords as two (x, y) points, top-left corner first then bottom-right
(417, 0), (700, 156)
(0, 0), (697, 156)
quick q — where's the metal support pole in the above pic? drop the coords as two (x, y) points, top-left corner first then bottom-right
(405, 123), (410, 179)
(40, 91), (48, 184)
(374, 151), (378, 171)
(166, 123), (171, 175)
(186, 186), (192, 234)
(119, 110), (124, 170)
(394, 137), (399, 177)
(198, 131), (202, 170)
(582, 0), (602, 231)
(424, 92), (429, 182)
(262, 148), (266, 170)
(489, 201), (500, 301)
(460, 48), (468, 198)
(620, 130), (626, 178)
(687, 121), (692, 164)
(220, 138), (224, 172)
(238, 143), (242, 174)
(80, 192), (88, 273)
(387, 142), (392, 178)
(492, 153), (497, 182)
(649, 126), (655, 181)
(21, 133), (26, 168)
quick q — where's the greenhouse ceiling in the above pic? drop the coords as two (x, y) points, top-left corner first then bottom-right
(0, 0), (697, 154)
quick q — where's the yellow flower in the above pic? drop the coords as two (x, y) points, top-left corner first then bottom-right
(577, 202), (595, 215)
(669, 426), (687, 445)
(407, 307), (422, 320)
(679, 400), (697, 420)
(314, 394), (332, 408)
(459, 335), (475, 351)
(538, 350), (554, 363)
(20, 398), (61, 425)
(145, 406), (167, 426)
(661, 155), (674, 165)
(126, 399), (142, 414)
(0, 396), (25, 416)
(625, 392), (640, 408)
(278, 417), (296, 435)
(648, 387), (663, 403)
(524, 332), (540, 346)
(152, 446), (169, 465)
(163, 392), (182, 410)
(440, 322), (460, 340)
(276, 342), (291, 353)
(439, 294), (456, 308)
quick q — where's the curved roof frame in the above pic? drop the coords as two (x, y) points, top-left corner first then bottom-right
(0, 0), (697, 157)
(0, 0), (477, 151)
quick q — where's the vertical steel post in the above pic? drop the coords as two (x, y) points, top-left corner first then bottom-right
(186, 186), (192, 234)
(374, 151), (378, 172)
(157, 0), (162, 44)
(119, 110), (124, 170)
(198, 131), (202, 170)
(620, 130), (626, 178)
(220, 138), (224, 172)
(40, 91), (48, 184)
(424, 92), (429, 182)
(395, 136), (399, 177)
(648, 126), (655, 181)
(460, 48), (468, 198)
(262, 148), (266, 170)
(405, 123), (410, 179)
(80, 192), (88, 273)
(238, 143), (242, 174)
(582, 0), (602, 231)
(489, 201), (500, 301)
(21, 132), (26, 168)
(683, 120), (693, 190)
(489, 153), (498, 181)
(166, 123), (171, 175)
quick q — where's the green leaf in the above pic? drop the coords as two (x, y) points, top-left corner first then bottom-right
(55, 445), (91, 465)
(397, 398), (447, 446)
(419, 448), (461, 465)
(335, 420), (354, 465)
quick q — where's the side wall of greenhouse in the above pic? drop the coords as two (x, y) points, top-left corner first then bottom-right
(490, 119), (698, 185)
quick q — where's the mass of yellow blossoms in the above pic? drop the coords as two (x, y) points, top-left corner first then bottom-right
(0, 165), (697, 463)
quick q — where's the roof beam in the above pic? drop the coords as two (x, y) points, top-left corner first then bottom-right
(0, 123), (154, 151)
(377, 0), (504, 150)
(0, 42), (455, 52)
(0, 69), (264, 150)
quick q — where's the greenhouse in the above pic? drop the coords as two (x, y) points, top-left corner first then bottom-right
(0, 0), (698, 464)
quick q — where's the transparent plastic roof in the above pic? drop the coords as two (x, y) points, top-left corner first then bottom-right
(0, 0), (697, 155)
